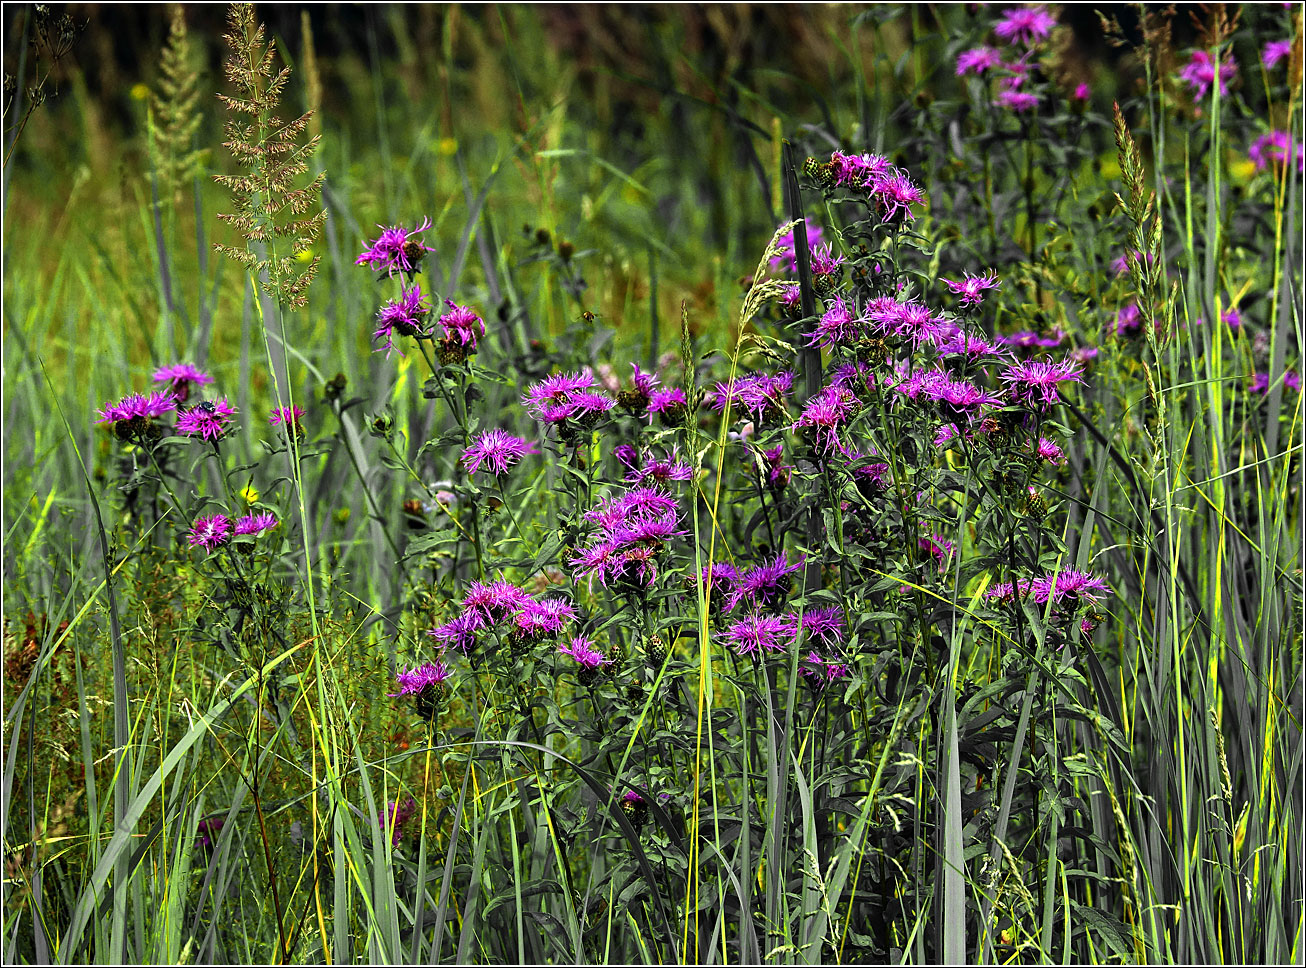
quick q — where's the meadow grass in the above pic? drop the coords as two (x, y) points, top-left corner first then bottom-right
(2, 4), (1302, 964)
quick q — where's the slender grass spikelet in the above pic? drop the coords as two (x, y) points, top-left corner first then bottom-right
(150, 4), (208, 203)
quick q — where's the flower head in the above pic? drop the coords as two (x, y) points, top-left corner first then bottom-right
(1000, 358), (1084, 410)
(513, 598), (576, 641)
(800, 651), (852, 689)
(558, 636), (610, 669)
(809, 242), (846, 276)
(234, 512), (278, 536)
(870, 170), (925, 224)
(176, 398), (238, 441)
(462, 429), (536, 477)
(1114, 303), (1144, 338)
(438, 300), (485, 350)
(1032, 570), (1111, 605)
(1178, 49), (1237, 100)
(808, 296), (862, 349)
(1250, 131), (1304, 173)
(770, 222), (823, 275)
(1263, 39), (1295, 70)
(957, 45), (1003, 75)
(710, 370), (794, 424)
(390, 661), (453, 720)
(373, 284), (432, 357)
(96, 390), (178, 433)
(356, 218), (434, 276)
(993, 6), (1057, 46)
(188, 514), (232, 552)
(995, 89), (1040, 112)
(722, 614), (793, 658)
(152, 363), (213, 403)
(943, 271), (1001, 308)
(794, 383), (859, 454)
(428, 610), (485, 654)
(829, 150), (891, 188)
(728, 551), (805, 613)
(378, 797), (417, 848)
(793, 606), (846, 650)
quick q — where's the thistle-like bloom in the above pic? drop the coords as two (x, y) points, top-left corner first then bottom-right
(1249, 370), (1303, 395)
(760, 442), (792, 490)
(1110, 250), (1155, 276)
(998, 329), (1064, 350)
(800, 651), (852, 689)
(646, 387), (689, 423)
(1114, 304), (1143, 338)
(462, 429), (535, 477)
(622, 448), (693, 486)
(957, 45), (1003, 75)
(866, 299), (947, 348)
(378, 797), (417, 848)
(176, 398), (238, 441)
(188, 513), (232, 552)
(809, 242), (846, 276)
(514, 598), (576, 640)
(96, 390), (179, 427)
(1178, 49), (1237, 100)
(778, 283), (802, 312)
(870, 170), (925, 223)
(925, 373), (1001, 422)
(709, 370), (795, 424)
(943, 271), (1001, 308)
(1250, 131), (1304, 173)
(462, 580), (533, 625)
(428, 610), (485, 654)
(792, 606), (846, 650)
(728, 551), (805, 613)
(1263, 39), (1294, 70)
(794, 383), (859, 454)
(558, 636), (610, 669)
(808, 296), (862, 349)
(995, 89), (1040, 112)
(234, 512), (278, 536)
(1072, 82), (1091, 102)
(152, 363), (213, 403)
(390, 661), (453, 721)
(1033, 570), (1111, 605)
(1000, 358), (1084, 410)
(829, 150), (891, 188)
(938, 332), (1005, 362)
(984, 578), (1034, 603)
(269, 405), (305, 427)
(373, 284), (431, 357)
(1035, 437), (1065, 465)
(356, 218), (434, 276)
(993, 6), (1057, 46)
(438, 301), (485, 349)
(722, 614), (792, 658)
(918, 534), (955, 572)
(769, 222), (823, 275)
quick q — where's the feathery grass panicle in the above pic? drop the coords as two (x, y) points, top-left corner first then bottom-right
(213, 1), (326, 309)
(150, 5), (207, 203)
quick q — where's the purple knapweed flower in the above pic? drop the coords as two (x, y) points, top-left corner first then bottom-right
(234, 512), (278, 536)
(696, 561), (741, 601)
(428, 610), (485, 654)
(188, 513), (232, 552)
(152, 363), (212, 403)
(1000, 358), (1084, 410)
(1033, 570), (1111, 605)
(558, 636), (610, 669)
(829, 150), (892, 188)
(623, 448), (693, 486)
(390, 661), (453, 720)
(865, 299), (948, 349)
(462, 580), (533, 625)
(939, 332), (1006, 362)
(943, 271), (1001, 308)
(462, 429), (536, 477)
(870, 170), (925, 224)
(646, 386), (689, 424)
(373, 284), (432, 357)
(523, 370), (595, 417)
(728, 551), (805, 613)
(1072, 82), (1091, 102)
(995, 89), (1040, 112)
(792, 606), (845, 650)
(760, 442), (792, 490)
(1263, 39), (1295, 70)
(513, 598), (576, 640)
(985, 578), (1035, 603)
(195, 817), (224, 852)
(918, 534), (955, 572)
(96, 390), (178, 429)
(176, 398), (238, 441)
(770, 222), (823, 275)
(800, 651), (852, 689)
(809, 242), (846, 276)
(438, 300), (485, 350)
(269, 405), (305, 428)
(710, 370), (795, 424)
(1035, 437), (1066, 465)
(722, 614), (792, 658)
(1249, 369), (1303, 395)
(925, 373), (1001, 422)
(356, 218), (434, 276)
(793, 383), (859, 454)
(1114, 303), (1144, 338)
(1179, 49), (1237, 100)
(809, 296), (862, 348)
(378, 797), (417, 848)
(778, 283), (802, 312)
(997, 329), (1064, 350)
(1250, 131), (1304, 173)
(993, 6), (1057, 46)
(1111, 250), (1156, 276)
(957, 45), (1003, 75)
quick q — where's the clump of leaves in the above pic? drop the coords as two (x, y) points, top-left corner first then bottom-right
(213, 1), (326, 309)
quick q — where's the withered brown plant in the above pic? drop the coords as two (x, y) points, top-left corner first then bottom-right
(214, 2), (325, 310)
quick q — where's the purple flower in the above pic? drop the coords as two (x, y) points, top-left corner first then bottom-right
(794, 383), (859, 454)
(696, 561), (741, 601)
(829, 150), (891, 188)
(993, 6), (1057, 46)
(759, 442), (792, 490)
(1263, 39), (1294, 70)
(800, 651), (851, 689)
(1035, 437), (1065, 465)
(356, 218), (434, 276)
(462, 581), (532, 625)
(957, 45), (1003, 75)
(722, 614), (792, 658)
(918, 534), (955, 572)
(622, 448), (693, 485)
(866, 299), (948, 349)
(1111, 250), (1155, 276)
(390, 661), (453, 720)
(1072, 82), (1091, 102)
(1249, 370), (1303, 395)
(793, 606), (845, 650)
(1250, 131), (1304, 173)
(373, 284), (432, 357)
(195, 817), (224, 852)
(558, 636), (610, 669)
(778, 283), (802, 312)
(462, 429), (536, 477)
(870, 170), (925, 224)
(985, 578), (1034, 603)
(428, 610), (485, 654)
(938, 332), (1006, 361)
(1032, 570), (1111, 605)
(809, 242), (846, 276)
(152, 363), (213, 403)
(728, 551), (805, 613)
(1114, 303), (1144, 338)
(176, 398), (238, 441)
(709, 370), (794, 424)
(524, 371), (596, 417)
(188, 514), (231, 552)
(925, 373), (1001, 422)
(808, 296), (862, 348)
(1000, 358), (1084, 410)
(96, 390), (178, 428)
(997, 329), (1064, 350)
(646, 387), (689, 423)
(514, 598), (576, 640)
(770, 222), (823, 275)
(438, 301), (485, 350)
(234, 512), (278, 536)
(269, 405), (305, 428)
(995, 89), (1040, 112)
(1178, 49), (1237, 100)
(943, 271), (1001, 308)
(378, 797), (417, 847)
